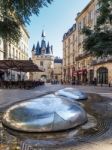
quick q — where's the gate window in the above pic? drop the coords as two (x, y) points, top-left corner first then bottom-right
(97, 67), (108, 84)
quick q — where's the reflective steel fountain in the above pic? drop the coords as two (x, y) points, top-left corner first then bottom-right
(55, 88), (88, 101)
(2, 94), (87, 132)
(1, 89), (112, 150)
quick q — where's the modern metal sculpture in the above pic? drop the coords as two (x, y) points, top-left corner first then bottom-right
(2, 94), (87, 132)
(55, 88), (88, 101)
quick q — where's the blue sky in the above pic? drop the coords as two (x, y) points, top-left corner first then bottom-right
(27, 0), (90, 58)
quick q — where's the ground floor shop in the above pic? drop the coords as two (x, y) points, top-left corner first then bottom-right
(63, 62), (112, 85)
(0, 70), (28, 81)
(92, 63), (112, 85)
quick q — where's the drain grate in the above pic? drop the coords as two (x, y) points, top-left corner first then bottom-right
(80, 119), (112, 142)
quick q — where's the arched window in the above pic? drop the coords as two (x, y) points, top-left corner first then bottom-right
(97, 67), (108, 84)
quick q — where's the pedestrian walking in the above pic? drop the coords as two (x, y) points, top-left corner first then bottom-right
(93, 77), (97, 86)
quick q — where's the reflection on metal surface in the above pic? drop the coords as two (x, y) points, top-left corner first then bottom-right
(55, 88), (88, 101)
(2, 94), (87, 132)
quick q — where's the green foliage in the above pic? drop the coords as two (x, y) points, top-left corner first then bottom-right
(0, 0), (53, 42)
(82, 26), (92, 36)
(0, 0), (53, 25)
(0, 17), (21, 43)
(83, 30), (112, 56)
(83, 0), (112, 57)
(97, 0), (112, 25)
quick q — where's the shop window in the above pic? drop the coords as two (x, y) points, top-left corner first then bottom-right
(97, 67), (108, 84)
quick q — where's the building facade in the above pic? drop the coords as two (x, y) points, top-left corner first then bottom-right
(31, 31), (63, 82)
(31, 31), (54, 81)
(63, 24), (76, 84)
(63, 0), (112, 85)
(0, 25), (29, 81)
(54, 57), (63, 82)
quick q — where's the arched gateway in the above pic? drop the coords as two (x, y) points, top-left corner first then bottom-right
(97, 67), (108, 84)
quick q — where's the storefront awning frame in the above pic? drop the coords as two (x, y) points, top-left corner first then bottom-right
(0, 59), (44, 72)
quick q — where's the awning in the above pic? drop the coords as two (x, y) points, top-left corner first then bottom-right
(77, 70), (83, 75)
(73, 71), (77, 76)
(0, 60), (44, 72)
(73, 69), (87, 76)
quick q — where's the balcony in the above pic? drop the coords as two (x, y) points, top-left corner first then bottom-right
(75, 51), (90, 61)
(91, 56), (112, 66)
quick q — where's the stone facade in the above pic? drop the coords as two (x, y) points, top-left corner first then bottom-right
(63, 24), (76, 83)
(31, 31), (63, 82)
(0, 25), (29, 81)
(31, 31), (54, 81)
(0, 38), (4, 60)
(63, 0), (112, 85)
(54, 57), (62, 82)
(32, 54), (54, 81)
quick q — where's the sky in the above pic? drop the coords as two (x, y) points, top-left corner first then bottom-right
(27, 0), (90, 58)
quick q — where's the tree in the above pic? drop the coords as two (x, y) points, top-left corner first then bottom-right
(82, 0), (112, 57)
(0, 0), (53, 43)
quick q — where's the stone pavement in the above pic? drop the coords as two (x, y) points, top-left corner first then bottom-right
(0, 83), (112, 110)
(63, 85), (112, 150)
(70, 85), (112, 98)
(0, 84), (64, 111)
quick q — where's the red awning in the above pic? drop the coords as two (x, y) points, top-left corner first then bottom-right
(77, 70), (83, 74)
(77, 69), (87, 75)
(72, 69), (88, 76)
(73, 71), (77, 76)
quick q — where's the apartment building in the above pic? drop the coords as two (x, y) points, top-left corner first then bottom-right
(0, 25), (29, 81)
(63, 0), (112, 85)
(54, 57), (63, 82)
(74, 0), (97, 84)
(63, 24), (76, 83)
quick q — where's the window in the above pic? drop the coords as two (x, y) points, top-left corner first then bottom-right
(81, 20), (83, 29)
(97, 67), (108, 84)
(88, 11), (93, 21)
(40, 61), (43, 66)
(73, 34), (75, 42)
(68, 38), (70, 46)
(16, 50), (18, 58)
(19, 52), (20, 59)
(64, 41), (66, 48)
(78, 22), (81, 30)
(9, 44), (11, 58)
(83, 17), (87, 26)
(78, 62), (80, 68)
(13, 48), (15, 59)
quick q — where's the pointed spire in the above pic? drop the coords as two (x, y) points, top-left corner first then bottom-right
(46, 42), (50, 54)
(36, 41), (40, 48)
(41, 39), (46, 49)
(47, 42), (50, 48)
(51, 45), (53, 54)
(32, 44), (35, 51)
(36, 41), (40, 55)
(41, 30), (45, 38)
